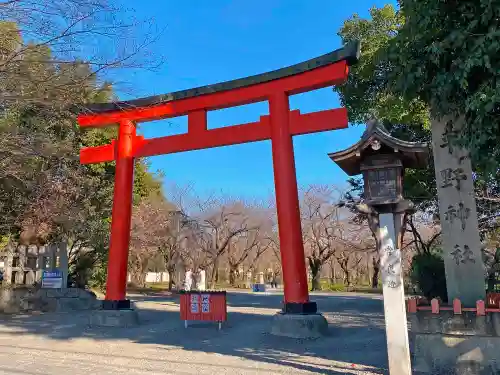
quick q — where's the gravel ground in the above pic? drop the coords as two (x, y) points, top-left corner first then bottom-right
(0, 292), (389, 375)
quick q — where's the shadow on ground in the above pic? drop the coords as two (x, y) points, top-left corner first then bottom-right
(0, 292), (388, 375)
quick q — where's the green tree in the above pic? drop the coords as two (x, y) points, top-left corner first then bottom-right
(335, 5), (436, 212)
(390, 0), (500, 172)
(0, 19), (165, 289)
(335, 5), (442, 294)
(336, 5), (429, 128)
(336, 2), (500, 295)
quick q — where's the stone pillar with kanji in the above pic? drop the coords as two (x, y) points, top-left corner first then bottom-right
(431, 116), (485, 306)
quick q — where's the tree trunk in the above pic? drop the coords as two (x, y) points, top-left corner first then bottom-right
(372, 256), (380, 288)
(308, 257), (322, 291)
(209, 257), (219, 289)
(132, 271), (146, 288)
(338, 259), (351, 286)
(229, 266), (238, 287)
(311, 270), (322, 291)
(343, 270), (351, 286)
(329, 260), (336, 284)
(168, 269), (175, 291)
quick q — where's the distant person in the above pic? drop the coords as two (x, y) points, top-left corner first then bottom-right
(197, 268), (206, 291)
(271, 273), (278, 288)
(184, 269), (193, 291)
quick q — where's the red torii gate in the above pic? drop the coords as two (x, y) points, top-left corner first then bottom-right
(79, 42), (359, 313)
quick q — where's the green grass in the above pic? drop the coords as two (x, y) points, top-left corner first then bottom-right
(147, 282), (170, 291)
(124, 282), (172, 295)
(124, 280), (392, 295)
(308, 280), (384, 294)
(322, 282), (347, 292)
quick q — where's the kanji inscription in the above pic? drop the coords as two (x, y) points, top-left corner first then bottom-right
(444, 202), (471, 230)
(440, 120), (459, 154)
(491, 270), (500, 293)
(381, 243), (402, 289)
(440, 167), (467, 190)
(431, 115), (485, 306)
(450, 244), (475, 265)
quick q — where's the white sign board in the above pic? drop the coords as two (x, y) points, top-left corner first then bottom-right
(201, 294), (210, 313)
(42, 270), (63, 289)
(190, 294), (199, 313)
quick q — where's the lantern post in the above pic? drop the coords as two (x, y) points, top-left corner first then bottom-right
(329, 120), (429, 375)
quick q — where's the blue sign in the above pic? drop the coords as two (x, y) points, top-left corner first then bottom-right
(42, 270), (62, 279)
(42, 269), (63, 288)
(252, 283), (266, 293)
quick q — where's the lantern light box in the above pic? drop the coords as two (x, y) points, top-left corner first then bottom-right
(328, 120), (428, 207)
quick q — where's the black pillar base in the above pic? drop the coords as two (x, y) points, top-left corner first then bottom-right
(282, 301), (317, 314)
(102, 299), (131, 310)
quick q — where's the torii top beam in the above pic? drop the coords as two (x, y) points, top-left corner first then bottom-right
(79, 42), (359, 127)
(79, 42), (360, 164)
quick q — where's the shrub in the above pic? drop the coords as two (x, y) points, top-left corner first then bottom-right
(323, 282), (346, 292)
(410, 252), (448, 302)
(88, 265), (107, 292)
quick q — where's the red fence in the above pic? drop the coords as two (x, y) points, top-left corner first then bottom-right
(488, 292), (500, 308)
(407, 293), (500, 315)
(180, 291), (227, 329)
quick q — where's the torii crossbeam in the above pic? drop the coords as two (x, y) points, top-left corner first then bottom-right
(79, 42), (360, 313)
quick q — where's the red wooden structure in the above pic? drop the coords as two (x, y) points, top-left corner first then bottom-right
(78, 42), (360, 312)
(487, 293), (500, 308)
(180, 291), (227, 329)
(407, 297), (500, 315)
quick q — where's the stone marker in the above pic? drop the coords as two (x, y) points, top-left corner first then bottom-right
(379, 213), (412, 375)
(431, 116), (485, 306)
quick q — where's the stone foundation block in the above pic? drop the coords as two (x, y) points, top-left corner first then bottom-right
(0, 287), (100, 313)
(413, 334), (500, 374)
(270, 312), (328, 339)
(89, 309), (139, 327)
(410, 310), (500, 374)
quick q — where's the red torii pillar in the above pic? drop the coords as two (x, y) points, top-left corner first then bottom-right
(269, 92), (310, 311)
(78, 42), (359, 313)
(105, 120), (135, 306)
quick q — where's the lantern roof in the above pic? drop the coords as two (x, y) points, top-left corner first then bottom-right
(328, 120), (429, 176)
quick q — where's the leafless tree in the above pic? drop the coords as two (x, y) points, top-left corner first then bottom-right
(193, 199), (256, 288)
(129, 193), (175, 286)
(402, 211), (441, 255)
(300, 185), (364, 290)
(341, 200), (382, 288)
(226, 206), (275, 286)
(0, 0), (164, 108)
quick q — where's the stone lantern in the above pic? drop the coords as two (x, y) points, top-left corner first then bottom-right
(328, 120), (429, 375)
(328, 120), (428, 208)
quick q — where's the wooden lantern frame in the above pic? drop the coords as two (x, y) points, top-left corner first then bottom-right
(360, 154), (404, 206)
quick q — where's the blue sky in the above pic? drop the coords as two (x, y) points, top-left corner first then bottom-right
(116, 0), (396, 199)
